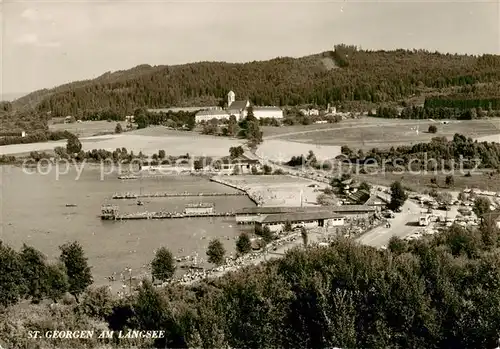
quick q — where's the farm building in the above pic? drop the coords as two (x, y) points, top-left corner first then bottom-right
(195, 91), (283, 123)
(347, 191), (388, 212)
(256, 211), (344, 233)
(252, 106), (284, 120)
(194, 109), (230, 123)
(364, 194), (389, 212)
(184, 203), (214, 214)
(347, 190), (370, 204)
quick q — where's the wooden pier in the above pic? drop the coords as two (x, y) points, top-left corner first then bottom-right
(102, 211), (236, 220)
(100, 205), (234, 221)
(112, 192), (246, 199)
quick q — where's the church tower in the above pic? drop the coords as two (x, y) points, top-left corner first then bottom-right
(227, 91), (235, 107)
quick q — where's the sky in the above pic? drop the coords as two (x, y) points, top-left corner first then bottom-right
(1, 0), (499, 98)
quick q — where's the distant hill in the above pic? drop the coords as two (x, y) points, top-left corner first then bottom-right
(9, 45), (500, 117)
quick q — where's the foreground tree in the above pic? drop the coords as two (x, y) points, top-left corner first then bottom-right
(260, 226), (275, 244)
(45, 262), (69, 303)
(0, 241), (25, 307)
(206, 239), (226, 266)
(388, 181), (407, 211)
(59, 241), (93, 302)
(473, 196), (491, 222)
(228, 115), (239, 137)
(151, 247), (176, 283)
(236, 233), (252, 255)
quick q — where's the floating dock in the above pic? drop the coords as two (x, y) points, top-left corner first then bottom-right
(112, 192), (246, 199)
(118, 175), (139, 180)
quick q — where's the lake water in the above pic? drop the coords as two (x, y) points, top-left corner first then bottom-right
(0, 165), (255, 285)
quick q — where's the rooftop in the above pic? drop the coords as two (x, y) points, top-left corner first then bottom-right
(347, 190), (370, 204)
(261, 211), (344, 224)
(235, 206), (327, 215)
(228, 100), (248, 111)
(365, 194), (389, 206)
(330, 205), (377, 213)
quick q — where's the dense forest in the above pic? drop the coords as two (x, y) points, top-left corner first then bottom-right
(4, 45), (500, 119)
(2, 216), (500, 348)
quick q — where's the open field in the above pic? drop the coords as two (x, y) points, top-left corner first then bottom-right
(1, 125), (341, 159)
(49, 120), (120, 138)
(354, 170), (500, 193)
(264, 117), (500, 150)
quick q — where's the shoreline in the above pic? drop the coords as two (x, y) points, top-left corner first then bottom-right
(209, 176), (262, 206)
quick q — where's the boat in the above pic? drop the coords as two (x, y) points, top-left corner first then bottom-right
(137, 200), (144, 206)
(66, 204), (77, 207)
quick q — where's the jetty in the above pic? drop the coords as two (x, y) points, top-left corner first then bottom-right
(100, 204), (235, 221)
(112, 192), (246, 200)
(118, 175), (139, 180)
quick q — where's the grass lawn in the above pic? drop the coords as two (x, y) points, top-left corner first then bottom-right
(49, 120), (120, 138)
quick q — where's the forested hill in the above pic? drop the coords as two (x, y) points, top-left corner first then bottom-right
(9, 45), (500, 116)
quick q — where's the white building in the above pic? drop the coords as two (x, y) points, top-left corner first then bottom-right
(255, 211), (345, 233)
(195, 91), (283, 123)
(253, 106), (284, 119)
(195, 109), (230, 123)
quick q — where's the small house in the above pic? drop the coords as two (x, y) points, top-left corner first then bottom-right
(213, 154), (261, 174)
(346, 190), (370, 204)
(364, 194), (389, 212)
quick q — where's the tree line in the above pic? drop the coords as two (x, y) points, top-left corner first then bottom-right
(375, 105), (500, 120)
(341, 133), (500, 170)
(0, 130), (75, 146)
(7, 46), (500, 117)
(0, 241), (92, 307)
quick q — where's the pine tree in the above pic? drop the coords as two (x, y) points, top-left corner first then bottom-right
(236, 233), (252, 255)
(59, 241), (93, 302)
(206, 239), (226, 266)
(151, 247), (176, 282)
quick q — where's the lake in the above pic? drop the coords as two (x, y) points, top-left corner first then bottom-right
(0, 165), (255, 286)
